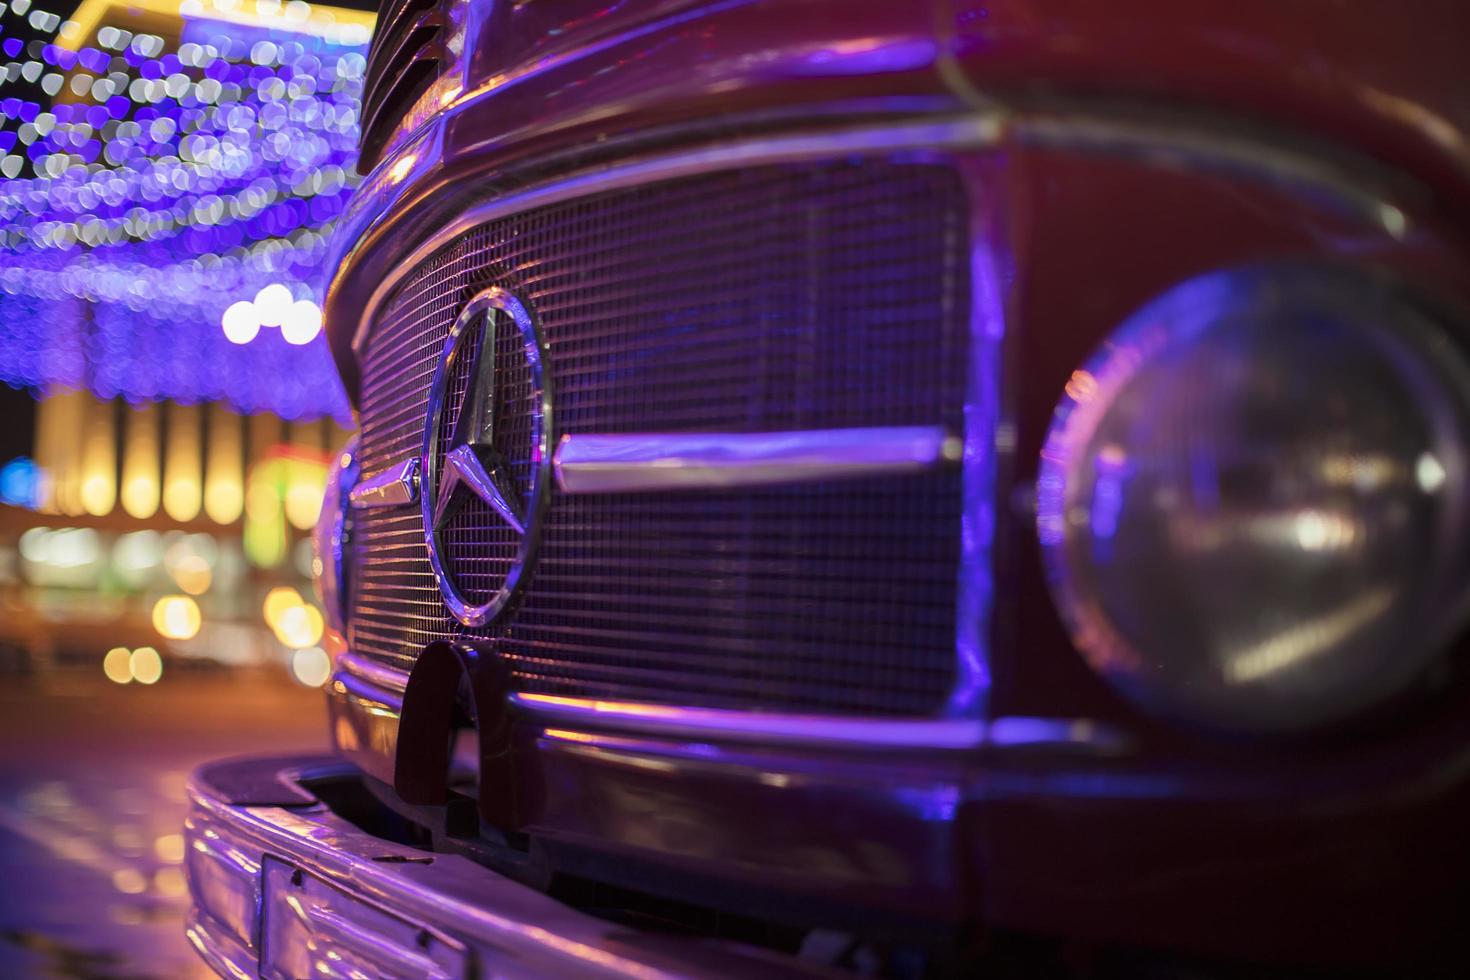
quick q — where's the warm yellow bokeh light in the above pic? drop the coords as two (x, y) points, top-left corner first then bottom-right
(163, 403), (202, 522)
(284, 479), (324, 531)
(162, 479), (202, 522)
(204, 482), (244, 524)
(154, 834), (185, 863)
(130, 647), (163, 685)
(262, 586), (303, 626)
(153, 865), (187, 898)
(80, 474), (115, 517)
(121, 403), (161, 519)
(274, 603), (324, 649)
(112, 868), (147, 894)
(103, 647), (132, 684)
(121, 476), (161, 519)
(171, 555), (213, 595)
(204, 404), (244, 524)
(152, 595), (202, 641)
(80, 394), (117, 516)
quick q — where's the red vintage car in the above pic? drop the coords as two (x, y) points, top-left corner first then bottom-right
(186, 2), (1470, 976)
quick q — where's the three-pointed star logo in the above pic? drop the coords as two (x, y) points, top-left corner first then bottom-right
(432, 309), (527, 538)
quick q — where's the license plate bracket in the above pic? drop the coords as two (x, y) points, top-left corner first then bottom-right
(260, 855), (471, 980)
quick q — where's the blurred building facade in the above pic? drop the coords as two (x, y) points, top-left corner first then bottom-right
(1, 389), (351, 682)
(0, 0), (375, 687)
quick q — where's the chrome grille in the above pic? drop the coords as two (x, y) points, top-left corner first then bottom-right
(351, 160), (972, 715)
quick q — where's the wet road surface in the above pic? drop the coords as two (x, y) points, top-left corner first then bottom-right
(0, 670), (326, 979)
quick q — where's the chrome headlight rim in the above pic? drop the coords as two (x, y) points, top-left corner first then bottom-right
(1036, 261), (1470, 734)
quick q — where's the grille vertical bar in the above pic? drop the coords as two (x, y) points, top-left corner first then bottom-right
(351, 160), (972, 716)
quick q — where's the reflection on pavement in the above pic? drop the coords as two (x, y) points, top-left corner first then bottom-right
(0, 671), (326, 979)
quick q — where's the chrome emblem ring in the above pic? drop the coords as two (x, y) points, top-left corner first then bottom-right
(422, 287), (552, 627)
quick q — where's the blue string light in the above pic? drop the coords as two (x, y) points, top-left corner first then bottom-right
(0, 1), (369, 422)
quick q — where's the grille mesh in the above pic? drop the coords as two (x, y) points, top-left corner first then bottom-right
(351, 160), (972, 715)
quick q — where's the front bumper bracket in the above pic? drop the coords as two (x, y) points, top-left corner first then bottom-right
(184, 754), (828, 979)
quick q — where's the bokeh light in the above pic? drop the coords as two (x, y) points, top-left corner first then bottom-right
(262, 584), (301, 624)
(280, 298), (322, 345)
(221, 299), (260, 344)
(273, 601), (322, 648)
(253, 283), (294, 327)
(103, 646), (132, 683)
(290, 645), (330, 686)
(0, 456), (41, 507)
(129, 646), (163, 684)
(152, 594), (202, 640)
(171, 554), (212, 594)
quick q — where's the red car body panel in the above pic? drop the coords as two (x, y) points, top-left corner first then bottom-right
(300, 1), (1470, 972)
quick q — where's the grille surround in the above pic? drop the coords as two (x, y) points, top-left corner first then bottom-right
(349, 158), (975, 717)
(359, 0), (447, 172)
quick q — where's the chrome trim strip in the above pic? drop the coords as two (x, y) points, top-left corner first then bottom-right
(315, 436), (360, 636)
(552, 427), (961, 494)
(512, 692), (989, 749)
(947, 157), (1006, 718)
(340, 107), (1418, 359)
(335, 653), (1128, 752)
(348, 115), (1007, 353)
(334, 665), (405, 714)
(348, 457), (420, 509)
(339, 652), (409, 694)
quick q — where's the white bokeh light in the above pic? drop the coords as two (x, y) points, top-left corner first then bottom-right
(291, 646), (331, 687)
(253, 282), (294, 327)
(280, 299), (323, 345)
(221, 300), (260, 344)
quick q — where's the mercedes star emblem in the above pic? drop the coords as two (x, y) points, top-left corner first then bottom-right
(421, 287), (552, 627)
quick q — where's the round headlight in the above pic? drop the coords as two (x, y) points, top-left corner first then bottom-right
(313, 435), (359, 638)
(1037, 265), (1470, 733)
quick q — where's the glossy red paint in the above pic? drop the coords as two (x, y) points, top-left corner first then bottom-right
(320, 0), (1470, 970)
(944, 1), (1470, 219)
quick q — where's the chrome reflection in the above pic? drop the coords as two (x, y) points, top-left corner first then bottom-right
(514, 691), (990, 749)
(348, 456), (419, 509)
(1223, 588), (1397, 685)
(314, 436), (360, 636)
(333, 651), (1127, 753)
(553, 426), (961, 494)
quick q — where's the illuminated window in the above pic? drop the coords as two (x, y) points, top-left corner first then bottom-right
(163, 403), (202, 522)
(121, 402), (161, 519)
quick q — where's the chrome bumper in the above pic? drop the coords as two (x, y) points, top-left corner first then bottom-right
(184, 754), (827, 979)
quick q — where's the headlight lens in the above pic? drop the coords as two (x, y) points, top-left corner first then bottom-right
(313, 435), (359, 638)
(1037, 265), (1470, 732)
